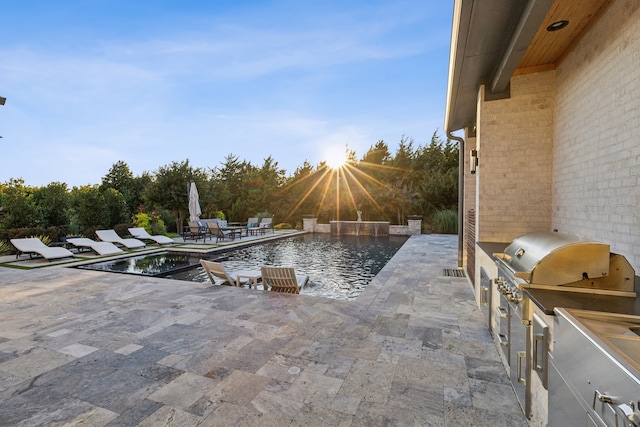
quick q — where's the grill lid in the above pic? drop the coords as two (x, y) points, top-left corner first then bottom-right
(494, 232), (610, 285)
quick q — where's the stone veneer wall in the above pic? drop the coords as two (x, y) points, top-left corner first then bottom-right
(552, 0), (640, 270)
(302, 217), (418, 236)
(475, 71), (555, 243)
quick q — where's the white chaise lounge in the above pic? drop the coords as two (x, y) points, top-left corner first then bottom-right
(10, 238), (74, 261)
(95, 229), (145, 249)
(128, 228), (175, 245)
(66, 238), (124, 256)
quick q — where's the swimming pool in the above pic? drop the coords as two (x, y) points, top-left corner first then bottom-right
(77, 252), (204, 276)
(167, 234), (408, 300)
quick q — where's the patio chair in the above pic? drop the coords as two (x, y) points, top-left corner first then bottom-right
(260, 266), (309, 294)
(183, 221), (208, 242)
(95, 229), (146, 249)
(200, 259), (262, 288)
(66, 238), (124, 256)
(10, 237), (74, 261)
(128, 227), (175, 245)
(259, 217), (274, 233)
(246, 217), (262, 236)
(206, 221), (241, 243)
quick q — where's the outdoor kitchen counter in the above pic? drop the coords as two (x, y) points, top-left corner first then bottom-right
(477, 241), (508, 257)
(524, 288), (640, 316)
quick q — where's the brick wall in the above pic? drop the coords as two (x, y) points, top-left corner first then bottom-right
(475, 71), (555, 243)
(553, 0), (640, 270)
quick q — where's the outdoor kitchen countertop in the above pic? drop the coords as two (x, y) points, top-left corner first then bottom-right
(477, 241), (508, 257)
(524, 287), (640, 316)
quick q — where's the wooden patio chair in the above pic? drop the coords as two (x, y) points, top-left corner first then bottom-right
(200, 259), (262, 288)
(260, 266), (309, 294)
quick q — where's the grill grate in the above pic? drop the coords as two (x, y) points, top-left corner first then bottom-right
(443, 268), (466, 277)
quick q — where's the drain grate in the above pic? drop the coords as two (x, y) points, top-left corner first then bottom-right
(443, 268), (466, 277)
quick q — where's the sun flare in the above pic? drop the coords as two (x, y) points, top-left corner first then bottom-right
(326, 156), (346, 170)
(324, 146), (348, 170)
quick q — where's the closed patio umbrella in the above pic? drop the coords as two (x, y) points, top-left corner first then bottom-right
(188, 181), (202, 222)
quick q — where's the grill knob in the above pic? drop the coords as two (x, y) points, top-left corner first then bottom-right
(508, 293), (522, 303)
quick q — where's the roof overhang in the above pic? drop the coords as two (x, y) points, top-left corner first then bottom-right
(444, 0), (615, 133)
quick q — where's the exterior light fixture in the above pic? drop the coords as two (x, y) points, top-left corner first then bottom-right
(470, 149), (479, 174)
(547, 20), (569, 32)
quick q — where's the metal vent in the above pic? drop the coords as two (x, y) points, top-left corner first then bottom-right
(443, 268), (466, 277)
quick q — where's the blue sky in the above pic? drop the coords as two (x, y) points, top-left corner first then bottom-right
(0, 1), (453, 187)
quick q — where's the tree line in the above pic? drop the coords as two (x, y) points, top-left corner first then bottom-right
(0, 132), (458, 243)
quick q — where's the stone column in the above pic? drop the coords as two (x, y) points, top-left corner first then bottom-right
(407, 219), (422, 235)
(303, 217), (317, 233)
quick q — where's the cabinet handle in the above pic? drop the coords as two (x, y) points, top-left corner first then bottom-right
(533, 333), (544, 372)
(498, 333), (508, 347)
(496, 306), (508, 318)
(517, 351), (526, 385)
(481, 286), (489, 306)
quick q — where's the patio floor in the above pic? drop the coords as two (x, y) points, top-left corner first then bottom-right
(0, 234), (526, 426)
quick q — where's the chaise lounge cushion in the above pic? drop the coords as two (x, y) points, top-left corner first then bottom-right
(66, 238), (124, 256)
(95, 229), (146, 249)
(10, 238), (74, 261)
(128, 228), (174, 245)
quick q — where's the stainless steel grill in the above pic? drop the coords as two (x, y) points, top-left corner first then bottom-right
(494, 231), (635, 294)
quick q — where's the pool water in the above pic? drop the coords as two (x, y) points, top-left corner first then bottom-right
(167, 234), (408, 300)
(78, 252), (203, 276)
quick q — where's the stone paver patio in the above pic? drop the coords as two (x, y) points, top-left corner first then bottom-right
(0, 234), (526, 426)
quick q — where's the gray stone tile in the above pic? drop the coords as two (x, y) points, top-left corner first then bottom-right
(78, 369), (163, 414)
(468, 378), (523, 416)
(444, 401), (529, 427)
(136, 405), (202, 426)
(405, 325), (443, 349)
(291, 404), (354, 426)
(105, 399), (163, 427)
(149, 372), (217, 410)
(204, 401), (291, 426)
(0, 347), (75, 379)
(465, 355), (510, 385)
(336, 359), (396, 404)
(351, 400), (415, 427)
(207, 370), (271, 406)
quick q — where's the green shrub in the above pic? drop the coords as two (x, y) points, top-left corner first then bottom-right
(132, 209), (167, 235)
(114, 223), (135, 238)
(30, 234), (52, 246)
(431, 209), (458, 234)
(0, 240), (12, 256)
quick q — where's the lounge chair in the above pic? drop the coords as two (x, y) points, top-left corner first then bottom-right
(128, 228), (175, 245)
(95, 229), (146, 249)
(206, 221), (241, 243)
(66, 238), (124, 256)
(10, 238), (74, 261)
(200, 259), (262, 288)
(260, 266), (309, 294)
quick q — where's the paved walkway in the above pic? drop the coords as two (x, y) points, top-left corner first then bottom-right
(0, 234), (526, 426)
